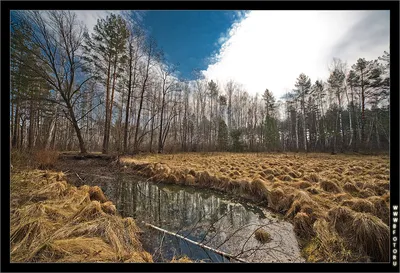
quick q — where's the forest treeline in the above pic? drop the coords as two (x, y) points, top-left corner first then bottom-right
(10, 11), (390, 155)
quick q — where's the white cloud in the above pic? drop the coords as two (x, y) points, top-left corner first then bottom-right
(202, 10), (390, 99)
(73, 10), (124, 33)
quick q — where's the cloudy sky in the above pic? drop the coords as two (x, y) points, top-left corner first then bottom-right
(75, 10), (390, 100)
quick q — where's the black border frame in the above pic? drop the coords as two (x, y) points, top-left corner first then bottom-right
(1, 1), (399, 272)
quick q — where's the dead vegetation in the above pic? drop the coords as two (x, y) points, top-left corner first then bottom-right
(170, 255), (194, 263)
(254, 229), (271, 244)
(10, 168), (153, 263)
(11, 150), (60, 170)
(121, 152), (390, 262)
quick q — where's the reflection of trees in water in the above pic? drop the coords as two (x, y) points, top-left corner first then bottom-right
(113, 174), (137, 218)
(94, 177), (302, 263)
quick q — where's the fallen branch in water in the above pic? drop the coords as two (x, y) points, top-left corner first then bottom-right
(142, 221), (247, 263)
(75, 172), (84, 182)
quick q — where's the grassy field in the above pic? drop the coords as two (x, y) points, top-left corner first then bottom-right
(121, 152), (390, 262)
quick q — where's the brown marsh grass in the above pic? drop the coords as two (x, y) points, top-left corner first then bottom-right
(121, 152), (390, 262)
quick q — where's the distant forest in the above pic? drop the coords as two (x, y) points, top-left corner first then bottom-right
(10, 11), (390, 155)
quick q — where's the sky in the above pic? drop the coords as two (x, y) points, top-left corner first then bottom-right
(75, 10), (389, 100)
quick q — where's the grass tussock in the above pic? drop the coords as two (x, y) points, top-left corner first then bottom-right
(305, 173), (320, 183)
(319, 180), (342, 193)
(367, 196), (389, 225)
(293, 212), (316, 240)
(328, 206), (389, 262)
(303, 219), (356, 262)
(341, 198), (375, 214)
(10, 169), (152, 263)
(251, 178), (270, 199)
(170, 255), (194, 263)
(254, 229), (272, 243)
(120, 152), (389, 262)
(343, 182), (360, 194)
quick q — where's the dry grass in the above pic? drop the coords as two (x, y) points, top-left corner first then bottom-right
(11, 150), (60, 170)
(254, 229), (272, 244)
(121, 152), (390, 262)
(33, 150), (59, 170)
(170, 255), (194, 263)
(10, 168), (153, 263)
(328, 206), (389, 262)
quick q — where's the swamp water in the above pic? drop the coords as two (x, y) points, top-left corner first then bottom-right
(83, 173), (304, 263)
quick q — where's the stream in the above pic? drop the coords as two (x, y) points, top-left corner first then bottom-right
(74, 171), (304, 263)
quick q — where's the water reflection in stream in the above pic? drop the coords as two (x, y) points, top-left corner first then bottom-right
(86, 173), (304, 263)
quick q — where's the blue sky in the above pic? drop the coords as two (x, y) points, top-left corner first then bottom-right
(73, 10), (390, 98)
(141, 11), (244, 80)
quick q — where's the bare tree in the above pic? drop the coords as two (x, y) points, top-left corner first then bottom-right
(15, 11), (97, 154)
(133, 38), (158, 153)
(157, 61), (178, 153)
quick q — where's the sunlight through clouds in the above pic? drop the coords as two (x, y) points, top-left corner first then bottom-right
(202, 10), (390, 99)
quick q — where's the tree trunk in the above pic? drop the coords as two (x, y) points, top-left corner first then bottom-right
(102, 59), (112, 154)
(51, 120), (57, 150)
(375, 114), (380, 150)
(105, 57), (118, 153)
(134, 42), (153, 153)
(302, 105), (307, 152)
(361, 70), (365, 149)
(295, 109), (299, 152)
(149, 91), (156, 152)
(12, 101), (20, 149)
(158, 82), (166, 153)
(345, 86), (353, 148)
(28, 99), (35, 150)
(11, 100), (14, 146)
(20, 118), (25, 149)
(45, 114), (57, 150)
(124, 42), (137, 154)
(45, 94), (60, 150)
(67, 103), (87, 154)
(134, 76), (149, 153)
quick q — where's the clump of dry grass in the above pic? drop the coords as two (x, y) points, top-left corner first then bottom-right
(343, 182), (360, 194)
(351, 212), (389, 262)
(341, 198), (375, 214)
(304, 219), (355, 262)
(267, 187), (294, 213)
(185, 174), (196, 185)
(254, 228), (271, 243)
(319, 180), (342, 193)
(304, 173), (320, 183)
(292, 181), (312, 189)
(328, 206), (389, 262)
(170, 255), (194, 263)
(278, 175), (293, 182)
(359, 188), (376, 198)
(10, 169), (152, 263)
(101, 201), (117, 215)
(367, 196), (389, 225)
(88, 186), (108, 203)
(40, 237), (117, 262)
(250, 178), (270, 199)
(293, 212), (315, 240)
(286, 190), (317, 219)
